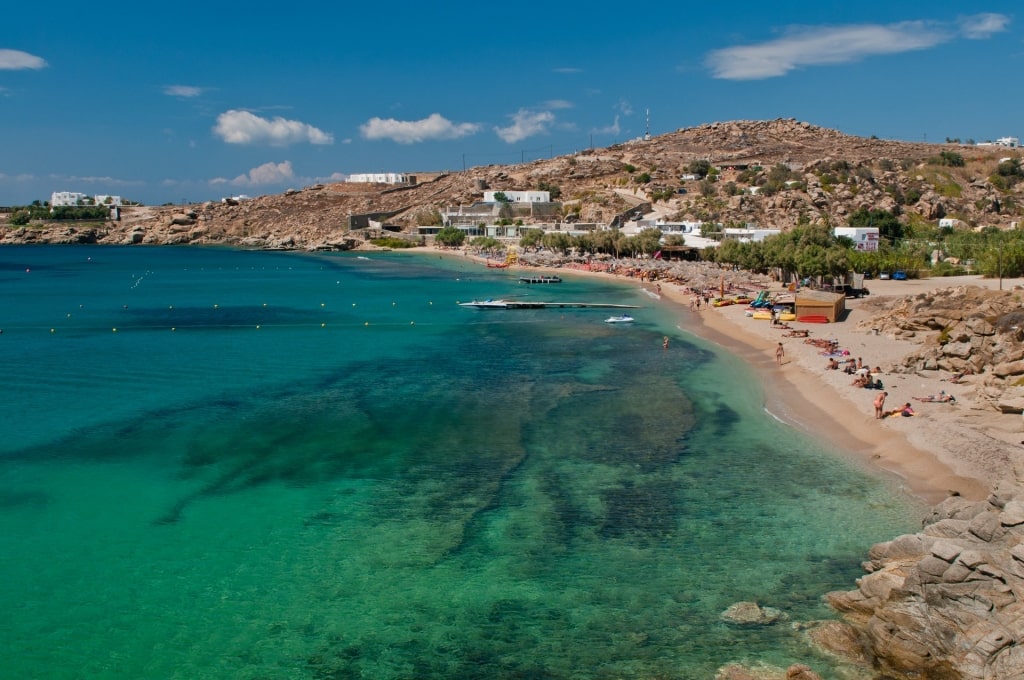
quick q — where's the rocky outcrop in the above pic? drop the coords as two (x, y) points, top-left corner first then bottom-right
(858, 286), (1024, 408)
(827, 493), (1024, 679)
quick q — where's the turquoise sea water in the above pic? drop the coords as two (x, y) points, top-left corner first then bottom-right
(0, 245), (920, 679)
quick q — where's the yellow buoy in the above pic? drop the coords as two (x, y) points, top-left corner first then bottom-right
(321, 303), (325, 308)
(50, 328), (55, 333)
(171, 327), (176, 331)
(321, 323), (325, 328)
(213, 304), (219, 309)
(410, 321), (415, 325)
(112, 328), (117, 333)
(364, 322), (369, 326)
(256, 325), (260, 329)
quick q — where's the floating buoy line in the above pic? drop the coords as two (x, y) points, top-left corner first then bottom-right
(1, 300), (450, 335)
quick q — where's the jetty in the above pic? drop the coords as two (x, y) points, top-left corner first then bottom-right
(458, 299), (639, 310)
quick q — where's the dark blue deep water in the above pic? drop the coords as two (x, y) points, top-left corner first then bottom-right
(0, 245), (919, 678)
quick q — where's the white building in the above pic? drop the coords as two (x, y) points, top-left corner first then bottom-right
(347, 173), (408, 184)
(94, 195), (122, 206)
(834, 226), (880, 252)
(50, 191), (90, 207)
(977, 137), (1019, 149)
(722, 227), (782, 242)
(483, 190), (550, 203)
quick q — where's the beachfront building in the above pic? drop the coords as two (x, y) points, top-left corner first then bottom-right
(483, 190), (550, 203)
(621, 219), (703, 237)
(346, 173), (408, 184)
(833, 227), (880, 252)
(722, 227), (782, 243)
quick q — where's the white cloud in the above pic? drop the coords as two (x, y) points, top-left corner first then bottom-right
(591, 116), (621, 136)
(542, 99), (573, 110)
(706, 13), (1010, 80)
(213, 161), (296, 187)
(58, 174), (144, 186)
(0, 49), (46, 70)
(164, 85), (204, 98)
(959, 13), (1010, 39)
(553, 67), (582, 74)
(495, 109), (556, 144)
(617, 99), (633, 116)
(359, 113), (480, 144)
(213, 110), (333, 146)
(707, 21), (952, 79)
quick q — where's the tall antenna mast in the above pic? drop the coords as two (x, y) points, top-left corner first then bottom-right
(644, 109), (651, 141)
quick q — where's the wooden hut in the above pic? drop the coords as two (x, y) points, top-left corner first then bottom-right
(794, 289), (845, 323)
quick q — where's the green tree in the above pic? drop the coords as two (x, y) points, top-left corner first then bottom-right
(435, 226), (466, 248)
(518, 228), (545, 249)
(688, 160), (712, 178)
(9, 210), (31, 226)
(492, 191), (510, 203)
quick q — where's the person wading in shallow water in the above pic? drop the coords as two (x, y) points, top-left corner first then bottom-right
(663, 336), (669, 350)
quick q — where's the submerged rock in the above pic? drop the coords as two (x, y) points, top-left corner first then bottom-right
(720, 601), (786, 625)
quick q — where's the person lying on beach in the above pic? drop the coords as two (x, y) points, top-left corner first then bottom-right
(884, 403), (915, 417)
(913, 391), (956, 403)
(943, 370), (972, 384)
(782, 329), (809, 338)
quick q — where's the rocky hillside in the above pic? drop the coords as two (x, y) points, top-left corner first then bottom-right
(3, 118), (1022, 249)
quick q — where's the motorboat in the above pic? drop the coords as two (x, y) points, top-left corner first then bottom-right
(604, 314), (635, 323)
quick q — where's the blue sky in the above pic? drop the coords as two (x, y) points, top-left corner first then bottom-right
(0, 2), (1018, 206)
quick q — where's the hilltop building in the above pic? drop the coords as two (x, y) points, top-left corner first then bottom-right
(977, 137), (1019, 149)
(50, 192), (122, 207)
(483, 190), (550, 203)
(346, 173), (408, 184)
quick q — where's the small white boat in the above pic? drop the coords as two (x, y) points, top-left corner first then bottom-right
(604, 314), (634, 324)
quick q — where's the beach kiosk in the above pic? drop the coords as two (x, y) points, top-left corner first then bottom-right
(794, 289), (845, 323)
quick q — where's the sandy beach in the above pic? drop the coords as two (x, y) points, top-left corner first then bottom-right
(446, 246), (1024, 506)
(674, 276), (1022, 505)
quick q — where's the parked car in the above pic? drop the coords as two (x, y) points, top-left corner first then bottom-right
(892, 271), (908, 280)
(833, 283), (870, 298)
(879, 272), (891, 280)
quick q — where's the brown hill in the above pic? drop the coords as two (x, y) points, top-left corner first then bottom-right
(4, 118), (1020, 248)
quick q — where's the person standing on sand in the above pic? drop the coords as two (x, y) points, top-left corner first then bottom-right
(874, 391), (888, 419)
(776, 342), (784, 365)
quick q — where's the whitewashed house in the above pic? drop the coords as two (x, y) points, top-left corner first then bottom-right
(483, 190), (550, 203)
(834, 227), (880, 251)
